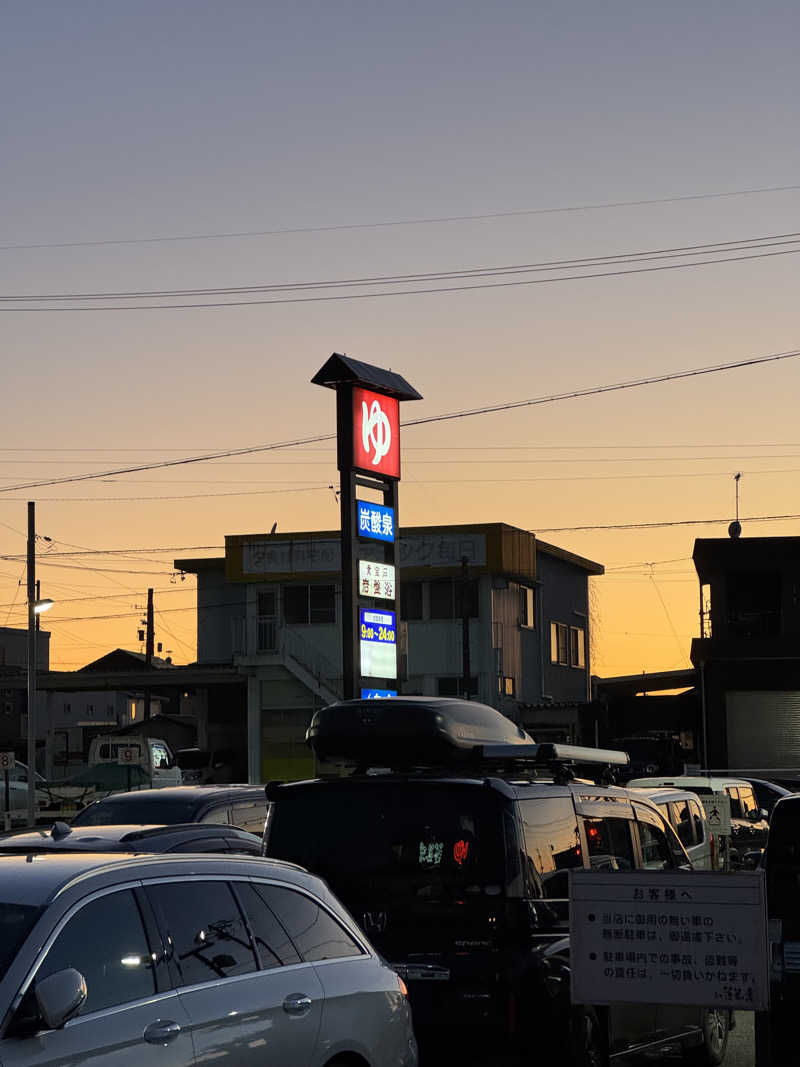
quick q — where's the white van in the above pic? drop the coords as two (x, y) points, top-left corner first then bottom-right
(626, 785), (712, 869)
(88, 735), (182, 788)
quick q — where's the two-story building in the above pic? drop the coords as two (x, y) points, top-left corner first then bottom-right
(691, 533), (800, 769)
(176, 522), (603, 781)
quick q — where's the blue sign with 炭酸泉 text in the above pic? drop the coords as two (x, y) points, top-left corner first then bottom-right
(361, 688), (398, 699)
(357, 500), (394, 542)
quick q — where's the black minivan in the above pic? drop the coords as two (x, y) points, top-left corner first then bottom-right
(264, 697), (730, 1065)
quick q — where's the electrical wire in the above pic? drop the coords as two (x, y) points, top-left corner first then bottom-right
(1, 345), (799, 495)
(535, 513), (800, 532)
(4, 230), (800, 301)
(4, 245), (800, 311)
(3, 181), (799, 251)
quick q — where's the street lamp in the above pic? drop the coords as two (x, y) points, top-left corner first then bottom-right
(27, 501), (54, 827)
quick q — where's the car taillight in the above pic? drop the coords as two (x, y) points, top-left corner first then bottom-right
(398, 977), (409, 997)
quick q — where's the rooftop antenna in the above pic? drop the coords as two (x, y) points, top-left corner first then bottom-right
(728, 472), (742, 540)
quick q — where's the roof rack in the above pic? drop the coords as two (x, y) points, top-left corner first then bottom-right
(476, 742), (629, 766)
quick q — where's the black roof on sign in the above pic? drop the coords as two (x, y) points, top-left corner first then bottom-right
(311, 353), (423, 401)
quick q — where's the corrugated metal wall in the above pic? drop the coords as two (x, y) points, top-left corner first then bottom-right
(726, 690), (800, 767)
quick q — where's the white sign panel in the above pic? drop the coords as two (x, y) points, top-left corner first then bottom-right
(117, 747), (139, 765)
(570, 870), (768, 1011)
(360, 609), (397, 679)
(358, 560), (396, 601)
(701, 793), (731, 837)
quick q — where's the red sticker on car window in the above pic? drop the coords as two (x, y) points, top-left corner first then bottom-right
(453, 839), (470, 866)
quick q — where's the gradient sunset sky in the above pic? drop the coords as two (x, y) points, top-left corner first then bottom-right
(2, 2), (799, 677)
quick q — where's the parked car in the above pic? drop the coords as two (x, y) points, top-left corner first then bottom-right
(71, 785), (268, 835)
(626, 785), (713, 869)
(87, 735), (182, 788)
(265, 696), (730, 1065)
(738, 777), (795, 819)
(176, 747), (245, 784)
(0, 822), (263, 855)
(0, 760), (47, 818)
(761, 794), (800, 1062)
(626, 774), (770, 862)
(0, 852), (417, 1066)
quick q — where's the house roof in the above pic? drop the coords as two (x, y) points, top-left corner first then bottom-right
(533, 539), (604, 576)
(78, 649), (173, 673)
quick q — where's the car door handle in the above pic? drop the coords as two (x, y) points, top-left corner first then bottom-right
(144, 1020), (182, 1044)
(283, 993), (313, 1016)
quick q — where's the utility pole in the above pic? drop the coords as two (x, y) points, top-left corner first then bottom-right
(26, 502), (36, 826)
(461, 557), (472, 700)
(144, 587), (154, 720)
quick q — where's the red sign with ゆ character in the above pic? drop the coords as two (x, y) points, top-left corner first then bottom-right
(353, 388), (400, 479)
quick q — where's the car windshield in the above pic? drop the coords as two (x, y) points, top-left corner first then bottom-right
(72, 798), (199, 825)
(268, 782), (506, 899)
(0, 903), (43, 973)
(176, 751), (210, 770)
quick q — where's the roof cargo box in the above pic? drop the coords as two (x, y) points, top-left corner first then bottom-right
(306, 696), (533, 768)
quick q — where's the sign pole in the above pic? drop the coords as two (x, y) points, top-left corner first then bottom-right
(313, 355), (421, 703)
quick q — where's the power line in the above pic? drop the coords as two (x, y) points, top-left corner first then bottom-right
(4, 246), (800, 312)
(1, 345), (798, 495)
(0, 545), (219, 559)
(536, 513), (800, 532)
(3, 181), (799, 252)
(5, 230), (799, 301)
(7, 451), (800, 475)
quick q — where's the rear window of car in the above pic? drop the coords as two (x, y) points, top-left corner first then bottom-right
(72, 798), (200, 825)
(267, 782), (506, 899)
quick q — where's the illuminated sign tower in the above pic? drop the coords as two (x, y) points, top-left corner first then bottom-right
(312, 354), (422, 699)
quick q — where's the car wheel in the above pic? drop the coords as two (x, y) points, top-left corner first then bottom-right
(569, 1006), (608, 1067)
(686, 1008), (730, 1065)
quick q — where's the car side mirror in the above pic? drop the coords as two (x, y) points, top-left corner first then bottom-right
(35, 968), (87, 1030)
(746, 809), (764, 823)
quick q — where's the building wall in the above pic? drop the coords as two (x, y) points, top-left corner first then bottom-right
(537, 551), (591, 703)
(0, 626), (50, 670)
(196, 568), (246, 663)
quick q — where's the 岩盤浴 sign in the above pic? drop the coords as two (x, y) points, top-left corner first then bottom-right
(358, 560), (395, 600)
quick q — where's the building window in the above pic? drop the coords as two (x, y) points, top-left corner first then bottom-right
(550, 622), (568, 666)
(257, 590), (277, 651)
(400, 581), (423, 621)
(437, 676), (478, 697)
(63, 703), (71, 714)
(282, 585), (335, 625)
(498, 676), (515, 697)
(429, 578), (479, 620)
(520, 586), (535, 628)
(570, 626), (586, 669)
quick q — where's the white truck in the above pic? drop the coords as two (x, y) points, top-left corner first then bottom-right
(35, 736), (182, 823)
(88, 735), (183, 788)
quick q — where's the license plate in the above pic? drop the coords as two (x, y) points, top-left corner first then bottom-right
(405, 967), (450, 982)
